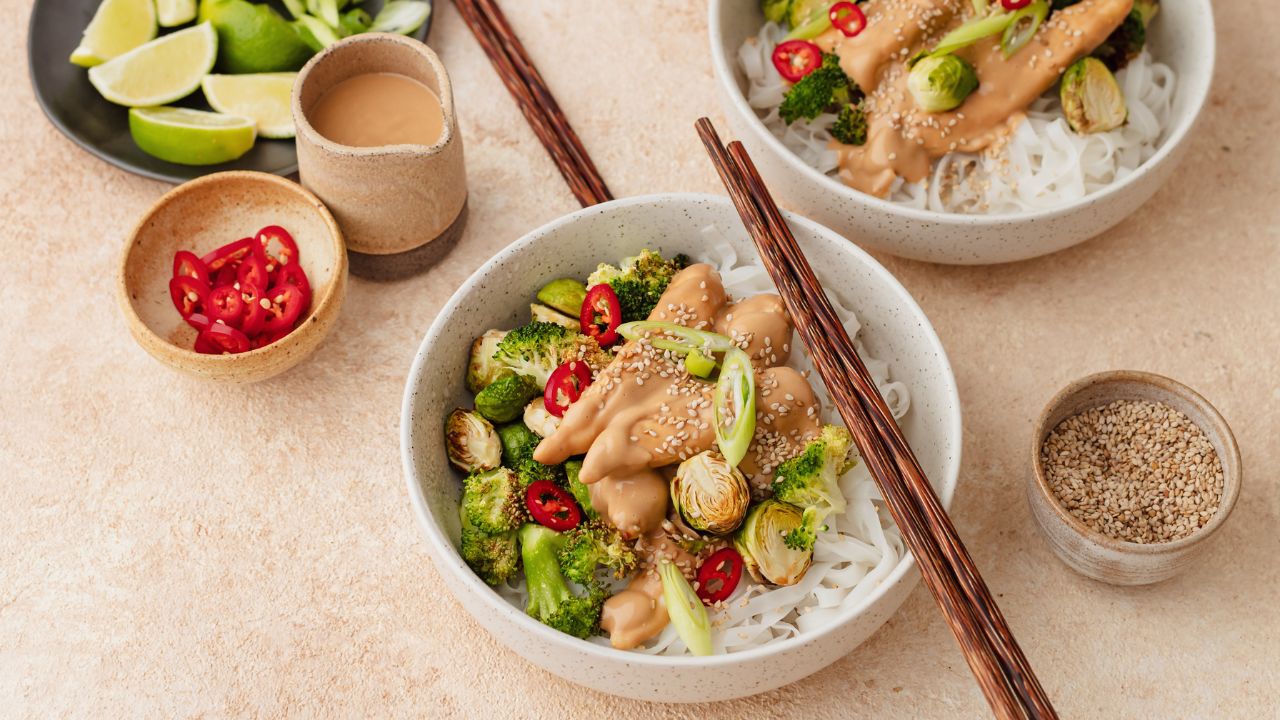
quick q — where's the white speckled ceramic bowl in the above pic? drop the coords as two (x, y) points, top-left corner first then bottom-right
(708, 0), (1216, 265)
(400, 194), (961, 702)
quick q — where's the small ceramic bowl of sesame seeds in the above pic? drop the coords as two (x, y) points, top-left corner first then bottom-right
(1028, 370), (1241, 586)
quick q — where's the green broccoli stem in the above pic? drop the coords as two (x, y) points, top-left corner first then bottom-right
(520, 524), (568, 617)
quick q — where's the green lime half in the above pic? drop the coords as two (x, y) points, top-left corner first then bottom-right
(128, 107), (256, 165)
(198, 0), (314, 73)
(87, 22), (217, 106)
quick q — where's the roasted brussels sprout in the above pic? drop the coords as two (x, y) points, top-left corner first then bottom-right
(445, 408), (502, 474)
(497, 422), (541, 466)
(523, 398), (562, 438)
(1061, 57), (1127, 134)
(530, 303), (579, 329)
(474, 374), (540, 424)
(467, 329), (510, 393)
(907, 54), (978, 113)
(535, 278), (588, 317)
(733, 499), (813, 586)
(671, 451), (751, 535)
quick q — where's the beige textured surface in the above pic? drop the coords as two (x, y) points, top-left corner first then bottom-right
(3, 0), (1277, 717)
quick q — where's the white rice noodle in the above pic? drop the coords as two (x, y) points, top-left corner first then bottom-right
(739, 21), (1177, 215)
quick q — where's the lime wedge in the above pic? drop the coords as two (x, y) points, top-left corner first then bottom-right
(69, 0), (157, 67)
(156, 0), (198, 27)
(202, 73), (298, 139)
(87, 22), (217, 106)
(128, 107), (256, 165)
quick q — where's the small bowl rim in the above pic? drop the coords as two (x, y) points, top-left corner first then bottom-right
(400, 192), (963, 667)
(292, 32), (457, 158)
(116, 170), (347, 365)
(1029, 370), (1241, 556)
(706, 0), (1217, 225)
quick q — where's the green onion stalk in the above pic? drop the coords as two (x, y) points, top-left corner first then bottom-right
(616, 321), (735, 356)
(658, 560), (713, 656)
(714, 348), (756, 468)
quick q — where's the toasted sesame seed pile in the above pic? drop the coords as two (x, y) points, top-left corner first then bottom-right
(1040, 399), (1224, 544)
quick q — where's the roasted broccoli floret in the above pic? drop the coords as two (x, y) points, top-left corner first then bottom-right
(779, 53), (861, 125)
(520, 524), (606, 639)
(564, 459), (598, 521)
(586, 250), (691, 322)
(462, 467), (525, 534)
(1091, 9), (1146, 71)
(467, 329), (511, 393)
(459, 508), (520, 585)
(831, 104), (868, 145)
(771, 425), (855, 522)
(515, 458), (564, 487)
(497, 422), (542, 466)
(557, 521), (639, 584)
(491, 321), (611, 386)
(474, 373), (541, 424)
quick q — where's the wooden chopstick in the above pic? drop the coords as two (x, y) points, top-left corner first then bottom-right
(453, 0), (613, 207)
(696, 117), (1057, 720)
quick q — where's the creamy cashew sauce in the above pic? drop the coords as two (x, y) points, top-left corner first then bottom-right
(811, 0), (1133, 196)
(533, 264), (823, 648)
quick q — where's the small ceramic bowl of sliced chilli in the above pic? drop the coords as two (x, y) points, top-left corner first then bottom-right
(116, 171), (348, 383)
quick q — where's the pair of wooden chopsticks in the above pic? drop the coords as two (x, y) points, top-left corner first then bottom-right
(452, 0), (612, 207)
(695, 117), (1056, 720)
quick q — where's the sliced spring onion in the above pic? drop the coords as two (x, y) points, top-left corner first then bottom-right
(1000, 0), (1048, 57)
(658, 560), (713, 656)
(971, 0), (989, 13)
(683, 349), (716, 379)
(369, 0), (432, 35)
(294, 15), (341, 50)
(785, 11), (832, 41)
(616, 321), (735, 356)
(281, 0), (306, 21)
(929, 9), (1016, 57)
(714, 348), (756, 468)
(316, 0), (341, 29)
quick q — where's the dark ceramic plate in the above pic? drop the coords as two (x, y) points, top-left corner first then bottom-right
(28, 0), (432, 184)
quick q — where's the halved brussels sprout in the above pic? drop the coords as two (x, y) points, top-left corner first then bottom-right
(535, 278), (588, 317)
(671, 451), (751, 535)
(467, 329), (510, 393)
(530, 303), (578, 329)
(523, 398), (562, 438)
(733, 499), (813, 586)
(1061, 57), (1127, 134)
(445, 408), (502, 473)
(474, 374), (540, 424)
(908, 54), (978, 113)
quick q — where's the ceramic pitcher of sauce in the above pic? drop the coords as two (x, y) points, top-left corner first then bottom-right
(293, 33), (466, 270)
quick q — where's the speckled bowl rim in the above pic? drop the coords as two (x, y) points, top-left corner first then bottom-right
(400, 192), (962, 668)
(1029, 370), (1241, 555)
(116, 171), (347, 364)
(292, 32), (456, 158)
(706, 0), (1216, 225)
